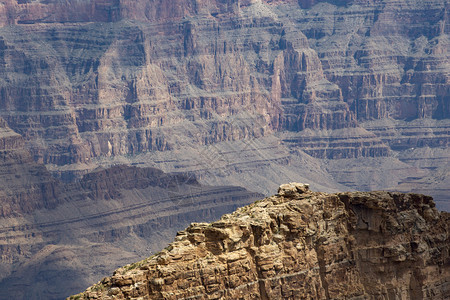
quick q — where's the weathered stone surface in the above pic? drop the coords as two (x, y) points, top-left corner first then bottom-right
(277, 182), (309, 196)
(3, 0), (441, 167)
(0, 1), (449, 297)
(74, 185), (449, 299)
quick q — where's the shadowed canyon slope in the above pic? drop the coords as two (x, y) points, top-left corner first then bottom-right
(0, 121), (262, 299)
(0, 0), (448, 209)
(74, 183), (449, 299)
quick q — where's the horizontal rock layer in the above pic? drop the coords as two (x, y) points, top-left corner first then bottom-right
(0, 1), (447, 201)
(75, 184), (450, 299)
(1, 0), (447, 168)
(0, 1), (448, 297)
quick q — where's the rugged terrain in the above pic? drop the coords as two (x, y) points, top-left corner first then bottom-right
(74, 183), (450, 299)
(0, 0), (449, 299)
(0, 0), (447, 208)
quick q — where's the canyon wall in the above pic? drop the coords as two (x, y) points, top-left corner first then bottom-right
(0, 0), (446, 168)
(74, 183), (450, 299)
(0, 0), (447, 182)
(0, 1), (449, 298)
(2, 0), (445, 166)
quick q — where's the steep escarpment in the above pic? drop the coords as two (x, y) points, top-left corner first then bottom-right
(75, 183), (449, 299)
(280, 0), (450, 138)
(0, 0), (390, 169)
(0, 0), (447, 208)
(0, 117), (63, 217)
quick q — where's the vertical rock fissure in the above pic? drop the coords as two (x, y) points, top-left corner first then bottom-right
(258, 279), (270, 300)
(316, 245), (330, 300)
(246, 246), (269, 300)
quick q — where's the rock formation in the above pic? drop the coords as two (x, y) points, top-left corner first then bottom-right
(0, 117), (63, 217)
(0, 0), (448, 210)
(73, 183), (449, 299)
(0, 0), (449, 298)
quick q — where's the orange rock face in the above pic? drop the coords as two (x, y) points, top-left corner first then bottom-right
(75, 184), (449, 299)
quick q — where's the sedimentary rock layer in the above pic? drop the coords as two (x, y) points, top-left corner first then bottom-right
(5, 0), (439, 167)
(0, 1), (448, 297)
(0, 1), (447, 205)
(75, 183), (449, 299)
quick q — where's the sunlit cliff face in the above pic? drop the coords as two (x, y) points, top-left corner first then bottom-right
(75, 184), (450, 300)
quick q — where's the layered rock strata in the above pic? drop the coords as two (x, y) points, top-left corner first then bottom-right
(276, 0), (450, 153)
(0, 117), (63, 217)
(0, 1), (447, 207)
(0, 1), (447, 199)
(0, 0), (405, 170)
(75, 183), (449, 299)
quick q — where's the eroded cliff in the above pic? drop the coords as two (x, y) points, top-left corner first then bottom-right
(0, 0), (448, 210)
(0, 1), (449, 297)
(75, 183), (449, 299)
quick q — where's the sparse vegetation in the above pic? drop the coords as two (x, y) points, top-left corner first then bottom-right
(164, 244), (174, 252)
(122, 253), (157, 272)
(92, 283), (107, 292)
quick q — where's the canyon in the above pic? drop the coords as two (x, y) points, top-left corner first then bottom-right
(74, 183), (450, 299)
(0, 0), (448, 298)
(0, 0), (446, 208)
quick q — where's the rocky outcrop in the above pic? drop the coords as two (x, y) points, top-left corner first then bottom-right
(74, 183), (449, 299)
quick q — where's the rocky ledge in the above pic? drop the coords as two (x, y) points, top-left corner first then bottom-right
(72, 183), (449, 299)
